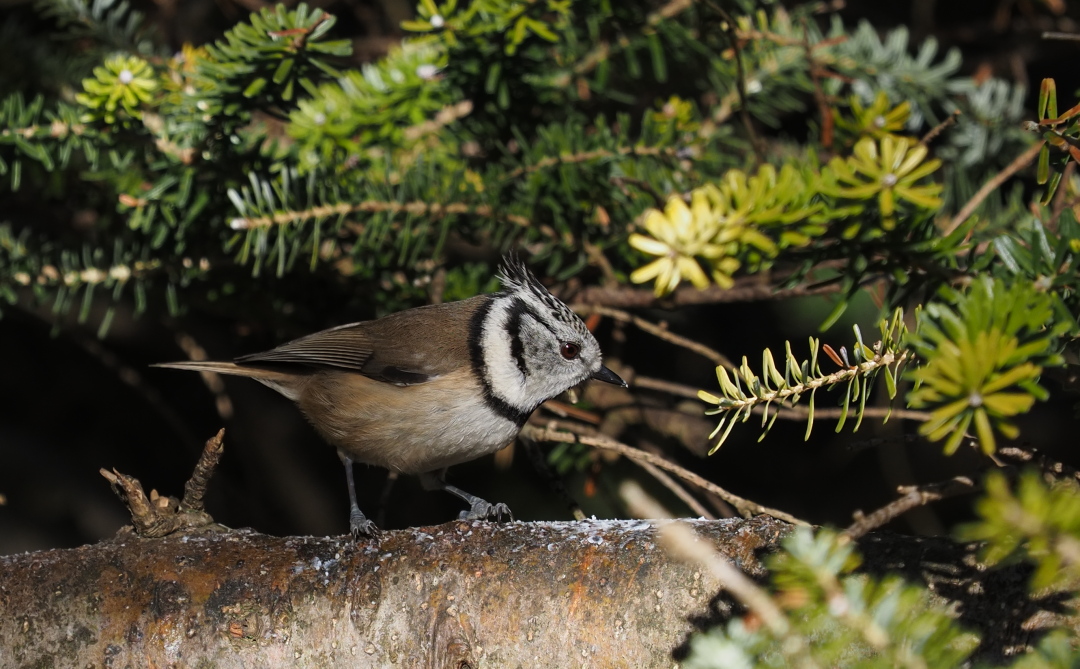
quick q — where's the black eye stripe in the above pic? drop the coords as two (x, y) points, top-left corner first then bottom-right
(505, 298), (536, 378)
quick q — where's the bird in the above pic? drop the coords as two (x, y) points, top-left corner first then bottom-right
(155, 254), (626, 536)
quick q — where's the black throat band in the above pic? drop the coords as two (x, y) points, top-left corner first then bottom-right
(468, 297), (532, 427)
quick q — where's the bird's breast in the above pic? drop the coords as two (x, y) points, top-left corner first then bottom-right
(296, 368), (525, 474)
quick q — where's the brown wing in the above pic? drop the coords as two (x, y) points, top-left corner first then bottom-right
(235, 295), (487, 385)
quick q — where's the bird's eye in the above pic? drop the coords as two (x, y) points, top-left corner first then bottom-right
(560, 342), (581, 360)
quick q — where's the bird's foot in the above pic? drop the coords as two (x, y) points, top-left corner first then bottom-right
(460, 500), (513, 522)
(349, 509), (380, 539)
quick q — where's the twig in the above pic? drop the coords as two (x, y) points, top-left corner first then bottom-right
(706, 0), (765, 163)
(68, 332), (203, 454)
(582, 241), (619, 287)
(182, 428), (225, 512)
(1047, 161), (1078, 232)
(775, 404), (931, 423)
(520, 436), (586, 521)
(100, 430), (226, 538)
(633, 375), (931, 424)
(621, 482), (818, 668)
(402, 100), (473, 141)
(998, 445), (1080, 483)
(843, 433), (923, 455)
(232, 199), (532, 230)
(574, 305), (733, 369)
(713, 350), (911, 416)
(943, 141), (1044, 236)
(541, 398), (604, 424)
(842, 475), (977, 540)
(523, 421), (810, 526)
(1042, 31), (1080, 41)
(702, 491), (738, 518)
(801, 19), (834, 150)
(175, 332), (234, 421)
(609, 176), (666, 208)
(919, 109), (962, 146)
(568, 274), (844, 308)
(633, 375), (703, 399)
(501, 145), (679, 182)
(638, 459), (716, 519)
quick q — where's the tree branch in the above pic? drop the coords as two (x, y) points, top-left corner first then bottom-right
(843, 475), (978, 540)
(523, 421), (809, 526)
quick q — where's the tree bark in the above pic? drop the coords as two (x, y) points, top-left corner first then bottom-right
(0, 517), (1071, 667)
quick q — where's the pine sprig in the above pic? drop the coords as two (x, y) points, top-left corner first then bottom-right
(0, 224), (165, 336)
(960, 470), (1080, 592)
(194, 3), (351, 119)
(825, 21), (962, 127)
(289, 42), (453, 172)
(35, 0), (157, 56)
(907, 277), (1070, 455)
(698, 309), (910, 452)
(685, 527), (979, 669)
(0, 94), (103, 190)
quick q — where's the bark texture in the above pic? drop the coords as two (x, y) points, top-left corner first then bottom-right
(0, 517), (1072, 668)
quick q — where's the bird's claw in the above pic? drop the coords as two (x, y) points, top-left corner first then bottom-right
(349, 510), (380, 539)
(460, 500), (513, 522)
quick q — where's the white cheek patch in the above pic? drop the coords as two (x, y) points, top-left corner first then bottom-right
(480, 299), (531, 410)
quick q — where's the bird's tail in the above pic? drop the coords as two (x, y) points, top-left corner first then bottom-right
(154, 360), (251, 376)
(153, 360), (303, 399)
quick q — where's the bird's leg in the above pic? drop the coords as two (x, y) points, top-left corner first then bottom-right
(338, 452), (379, 537)
(419, 471), (513, 522)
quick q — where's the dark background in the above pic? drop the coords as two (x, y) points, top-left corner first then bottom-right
(2, 0), (1079, 554)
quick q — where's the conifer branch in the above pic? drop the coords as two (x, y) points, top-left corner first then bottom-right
(523, 421), (810, 526)
(710, 349), (911, 414)
(699, 311), (911, 451)
(501, 145), (681, 182)
(229, 199), (531, 229)
(8, 260), (161, 287)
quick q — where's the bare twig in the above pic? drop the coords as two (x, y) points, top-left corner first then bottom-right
(842, 475), (977, 540)
(633, 375), (704, 399)
(919, 109), (962, 146)
(233, 199), (531, 230)
(1047, 161), (1078, 232)
(943, 141), (1044, 236)
(541, 398), (604, 424)
(609, 176), (666, 208)
(574, 305), (733, 369)
(520, 436), (586, 521)
(621, 482), (818, 668)
(402, 100), (473, 141)
(1042, 31), (1080, 41)
(998, 445), (1080, 484)
(705, 0), (765, 163)
(638, 460), (716, 519)
(175, 332), (234, 421)
(182, 428), (225, 512)
(775, 404), (931, 423)
(801, 19), (835, 150)
(582, 241), (620, 287)
(568, 274), (844, 308)
(501, 145), (679, 182)
(101, 430), (226, 538)
(523, 421), (810, 526)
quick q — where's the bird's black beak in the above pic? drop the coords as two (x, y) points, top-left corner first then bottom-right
(591, 365), (628, 388)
